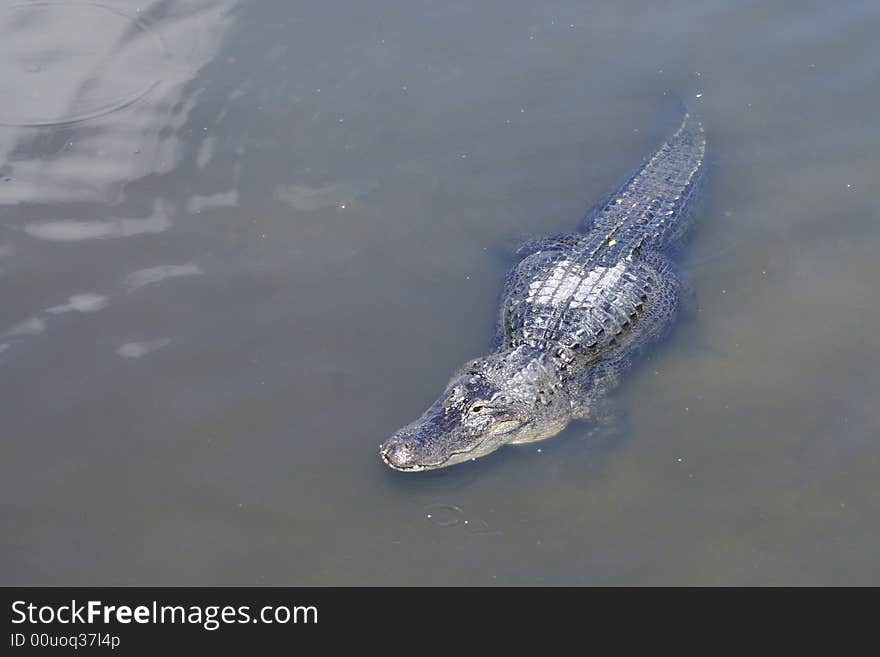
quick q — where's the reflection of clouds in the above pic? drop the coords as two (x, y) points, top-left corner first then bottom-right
(274, 181), (378, 212)
(187, 191), (239, 213)
(1, 260), (202, 355)
(0, 0), (238, 205)
(0, 316), (45, 339)
(24, 201), (172, 242)
(196, 135), (217, 168)
(0, 3), (162, 127)
(0, 1), (235, 361)
(117, 339), (170, 358)
(46, 294), (108, 314)
(125, 264), (202, 291)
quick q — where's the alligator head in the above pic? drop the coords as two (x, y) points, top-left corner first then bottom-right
(380, 347), (571, 471)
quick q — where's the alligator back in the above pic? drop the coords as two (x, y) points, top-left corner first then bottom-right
(496, 111), (705, 368)
(499, 236), (676, 362)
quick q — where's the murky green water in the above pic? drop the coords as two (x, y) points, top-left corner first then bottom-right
(2, 0), (878, 585)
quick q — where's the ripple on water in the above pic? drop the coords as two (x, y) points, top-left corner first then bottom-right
(425, 504), (464, 527)
(0, 2), (165, 127)
(423, 504), (501, 536)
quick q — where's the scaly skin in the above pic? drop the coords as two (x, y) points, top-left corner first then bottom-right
(381, 110), (706, 471)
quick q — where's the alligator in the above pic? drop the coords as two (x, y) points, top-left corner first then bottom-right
(380, 107), (706, 471)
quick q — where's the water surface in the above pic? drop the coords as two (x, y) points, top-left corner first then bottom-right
(2, 0), (878, 585)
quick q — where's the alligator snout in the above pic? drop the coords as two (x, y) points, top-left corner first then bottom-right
(380, 436), (419, 471)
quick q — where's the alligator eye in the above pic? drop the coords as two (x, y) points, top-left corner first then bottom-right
(469, 403), (489, 414)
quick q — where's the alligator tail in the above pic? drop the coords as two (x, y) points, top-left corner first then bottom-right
(579, 106), (707, 253)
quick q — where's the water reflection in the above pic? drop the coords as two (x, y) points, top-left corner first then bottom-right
(24, 202), (172, 241)
(46, 294), (108, 314)
(117, 339), (171, 358)
(0, 2), (163, 128)
(187, 191), (239, 213)
(0, 257), (201, 355)
(274, 181), (378, 212)
(0, 0), (239, 205)
(125, 264), (202, 291)
(0, 316), (45, 339)
(1, 0), (241, 368)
